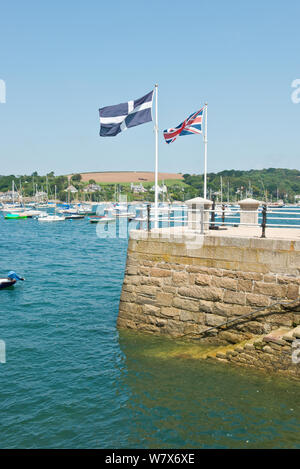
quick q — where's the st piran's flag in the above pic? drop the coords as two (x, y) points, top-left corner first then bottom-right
(99, 90), (154, 137)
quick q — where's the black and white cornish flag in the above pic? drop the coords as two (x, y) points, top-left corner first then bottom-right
(99, 90), (153, 137)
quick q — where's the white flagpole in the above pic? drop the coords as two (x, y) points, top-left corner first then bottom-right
(203, 103), (208, 200)
(154, 84), (159, 228)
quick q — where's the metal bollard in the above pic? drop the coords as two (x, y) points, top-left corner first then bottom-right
(147, 204), (151, 232)
(261, 204), (267, 238)
(222, 204), (225, 226)
(210, 195), (216, 229)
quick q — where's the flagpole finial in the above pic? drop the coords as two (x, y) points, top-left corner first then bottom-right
(155, 83), (158, 88)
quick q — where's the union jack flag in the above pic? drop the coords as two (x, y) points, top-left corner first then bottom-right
(163, 108), (204, 144)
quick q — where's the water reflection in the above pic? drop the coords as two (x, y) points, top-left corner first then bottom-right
(118, 330), (300, 449)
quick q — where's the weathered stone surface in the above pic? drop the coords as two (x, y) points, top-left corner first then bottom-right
(144, 304), (161, 316)
(263, 273), (277, 283)
(122, 284), (135, 293)
(222, 269), (238, 279)
(244, 343), (255, 351)
(150, 268), (172, 278)
(140, 276), (162, 286)
(268, 342), (284, 351)
(198, 299), (213, 313)
(287, 284), (299, 299)
(162, 285), (177, 294)
(137, 323), (159, 333)
(172, 297), (199, 312)
(238, 279), (253, 292)
(140, 266), (150, 276)
(172, 271), (190, 285)
(277, 275), (298, 285)
(210, 302), (228, 317)
(262, 345), (274, 354)
(163, 319), (185, 337)
(156, 292), (173, 306)
(254, 282), (287, 298)
(160, 307), (181, 318)
(223, 290), (246, 305)
(126, 266), (138, 275)
(137, 285), (157, 296)
(194, 274), (211, 286)
(117, 318), (136, 329)
(156, 318), (168, 327)
(141, 260), (154, 267)
(238, 271), (263, 281)
(126, 275), (140, 286)
(205, 313), (225, 327)
(218, 331), (242, 344)
(186, 265), (210, 273)
(156, 262), (172, 270)
(179, 311), (195, 322)
(119, 301), (143, 315)
(214, 276), (238, 291)
(263, 327), (291, 345)
(264, 313), (294, 327)
(246, 293), (270, 307)
(178, 285), (223, 302)
(241, 321), (265, 335)
(293, 326), (300, 338)
(120, 290), (136, 303)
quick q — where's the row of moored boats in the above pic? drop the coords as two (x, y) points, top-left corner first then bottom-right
(0, 202), (140, 223)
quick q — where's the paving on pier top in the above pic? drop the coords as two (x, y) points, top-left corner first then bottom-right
(131, 225), (300, 241)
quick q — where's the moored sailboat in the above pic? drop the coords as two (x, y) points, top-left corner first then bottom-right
(38, 186), (65, 222)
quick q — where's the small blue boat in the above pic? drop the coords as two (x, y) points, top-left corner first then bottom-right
(0, 271), (25, 289)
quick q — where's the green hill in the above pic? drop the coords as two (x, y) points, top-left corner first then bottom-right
(1, 168), (300, 203)
(183, 168), (300, 202)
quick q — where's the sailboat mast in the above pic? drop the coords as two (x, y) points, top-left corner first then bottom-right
(220, 176), (223, 204)
(227, 181), (230, 204)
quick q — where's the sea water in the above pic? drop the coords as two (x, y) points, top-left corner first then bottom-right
(0, 216), (299, 448)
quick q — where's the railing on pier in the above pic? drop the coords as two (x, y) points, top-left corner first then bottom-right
(138, 202), (300, 239)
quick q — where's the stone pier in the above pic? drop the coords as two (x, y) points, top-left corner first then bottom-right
(117, 226), (300, 379)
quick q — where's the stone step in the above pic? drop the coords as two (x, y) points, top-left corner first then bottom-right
(263, 327), (292, 345)
(204, 326), (300, 361)
(262, 325), (300, 344)
(204, 336), (259, 360)
(282, 325), (300, 342)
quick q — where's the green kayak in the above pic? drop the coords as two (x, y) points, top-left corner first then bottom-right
(5, 213), (28, 219)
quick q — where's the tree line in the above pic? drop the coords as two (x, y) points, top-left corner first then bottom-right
(1, 168), (300, 203)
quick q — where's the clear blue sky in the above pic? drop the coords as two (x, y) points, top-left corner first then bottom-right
(0, 0), (299, 176)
